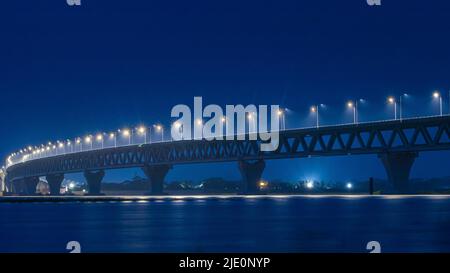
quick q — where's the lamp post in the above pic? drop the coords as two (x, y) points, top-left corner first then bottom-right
(311, 105), (319, 128)
(347, 101), (357, 124)
(221, 117), (227, 138)
(138, 126), (147, 144)
(310, 104), (325, 128)
(76, 138), (82, 152)
(154, 125), (164, 142)
(173, 121), (183, 140)
(433, 91), (443, 116)
(347, 99), (364, 124)
(247, 113), (257, 134)
(122, 129), (131, 145)
(387, 96), (397, 120)
(110, 133), (117, 147)
(68, 140), (73, 153)
(96, 134), (104, 149)
(277, 109), (285, 130)
(85, 136), (93, 150)
(195, 119), (204, 140)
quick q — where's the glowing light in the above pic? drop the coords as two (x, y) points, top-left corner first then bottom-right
(346, 182), (353, 189)
(433, 91), (440, 99)
(76, 138), (81, 144)
(387, 96), (395, 104)
(277, 109), (283, 116)
(196, 119), (202, 125)
(96, 134), (103, 141)
(258, 180), (269, 190)
(69, 182), (75, 189)
(306, 180), (314, 189)
(138, 126), (146, 134)
(109, 133), (115, 139)
(310, 106), (317, 113)
(85, 136), (92, 143)
(173, 122), (181, 128)
(58, 143), (64, 148)
(155, 125), (162, 131)
(122, 129), (130, 137)
(347, 101), (354, 108)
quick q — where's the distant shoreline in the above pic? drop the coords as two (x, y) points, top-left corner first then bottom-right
(1, 194), (450, 203)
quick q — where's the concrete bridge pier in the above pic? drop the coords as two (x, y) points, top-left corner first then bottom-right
(238, 159), (266, 194)
(24, 177), (40, 195)
(46, 174), (65, 195)
(84, 170), (105, 195)
(142, 164), (172, 195)
(379, 152), (418, 193)
(9, 180), (19, 194)
(13, 179), (26, 194)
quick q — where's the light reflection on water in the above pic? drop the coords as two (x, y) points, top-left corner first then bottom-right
(1, 195), (450, 253)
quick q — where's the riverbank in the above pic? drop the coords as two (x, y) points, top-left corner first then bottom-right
(1, 194), (450, 203)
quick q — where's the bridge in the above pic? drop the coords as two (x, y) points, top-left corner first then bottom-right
(4, 115), (450, 195)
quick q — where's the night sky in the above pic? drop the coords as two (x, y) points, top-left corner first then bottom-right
(1, 0), (450, 183)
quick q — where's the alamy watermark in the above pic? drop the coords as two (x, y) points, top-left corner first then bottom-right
(171, 97), (280, 152)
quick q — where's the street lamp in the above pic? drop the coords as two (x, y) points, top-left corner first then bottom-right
(76, 138), (82, 152)
(195, 119), (203, 140)
(173, 121), (183, 140)
(137, 126), (147, 144)
(109, 133), (117, 147)
(122, 129), (132, 145)
(58, 142), (65, 155)
(387, 96), (397, 120)
(96, 134), (104, 149)
(347, 101), (356, 124)
(310, 104), (325, 128)
(221, 116), (227, 138)
(398, 93), (409, 121)
(67, 140), (73, 153)
(277, 109), (285, 130)
(154, 124), (164, 142)
(247, 112), (257, 134)
(85, 136), (93, 150)
(433, 91), (443, 116)
(347, 99), (364, 124)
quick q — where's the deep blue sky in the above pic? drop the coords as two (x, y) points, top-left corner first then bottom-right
(1, 0), (450, 183)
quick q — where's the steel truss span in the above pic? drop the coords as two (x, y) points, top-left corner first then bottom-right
(4, 116), (450, 194)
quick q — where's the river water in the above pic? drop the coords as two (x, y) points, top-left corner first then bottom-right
(1, 195), (450, 253)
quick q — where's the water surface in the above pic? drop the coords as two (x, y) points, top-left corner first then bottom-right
(1, 195), (450, 253)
